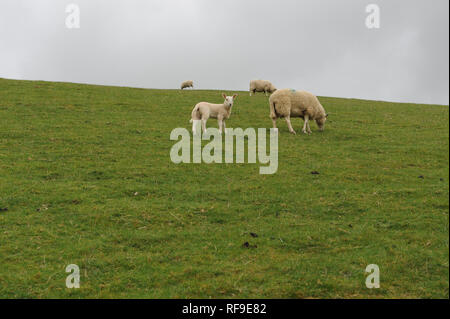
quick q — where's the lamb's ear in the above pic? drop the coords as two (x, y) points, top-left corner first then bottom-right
(325, 114), (329, 118)
(222, 93), (227, 99)
(232, 94), (238, 99)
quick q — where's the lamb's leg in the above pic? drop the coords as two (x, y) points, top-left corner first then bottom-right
(306, 121), (312, 134)
(222, 120), (226, 134)
(302, 115), (310, 134)
(192, 120), (197, 135)
(202, 119), (207, 134)
(218, 119), (223, 134)
(285, 116), (296, 135)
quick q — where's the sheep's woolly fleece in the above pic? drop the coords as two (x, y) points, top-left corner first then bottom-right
(249, 80), (277, 94)
(181, 80), (193, 89)
(269, 89), (326, 120)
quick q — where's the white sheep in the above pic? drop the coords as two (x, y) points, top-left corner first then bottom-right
(181, 80), (194, 90)
(190, 93), (238, 134)
(249, 80), (277, 96)
(269, 89), (328, 135)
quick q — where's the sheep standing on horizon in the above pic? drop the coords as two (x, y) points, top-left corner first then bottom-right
(181, 80), (194, 90)
(269, 89), (328, 135)
(250, 80), (277, 96)
(190, 93), (238, 134)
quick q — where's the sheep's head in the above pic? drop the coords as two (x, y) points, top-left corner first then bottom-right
(316, 114), (328, 131)
(222, 93), (238, 107)
(269, 85), (277, 93)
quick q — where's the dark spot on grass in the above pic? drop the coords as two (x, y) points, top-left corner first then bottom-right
(209, 218), (225, 224)
(311, 171), (320, 175)
(418, 175), (424, 179)
(43, 173), (60, 180)
(0, 207), (8, 212)
(87, 170), (112, 181)
(72, 200), (81, 205)
(250, 232), (258, 238)
(242, 242), (257, 249)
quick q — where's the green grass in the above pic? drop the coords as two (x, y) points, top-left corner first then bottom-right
(0, 78), (448, 298)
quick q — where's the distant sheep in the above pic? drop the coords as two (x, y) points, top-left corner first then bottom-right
(190, 93), (238, 134)
(269, 89), (328, 135)
(249, 80), (277, 96)
(181, 80), (194, 90)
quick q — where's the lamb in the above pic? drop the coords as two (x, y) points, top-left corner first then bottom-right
(249, 80), (277, 96)
(190, 93), (238, 134)
(181, 80), (194, 90)
(269, 89), (328, 135)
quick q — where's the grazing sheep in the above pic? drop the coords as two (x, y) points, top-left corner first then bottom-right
(250, 80), (277, 96)
(181, 80), (194, 90)
(269, 89), (328, 135)
(190, 93), (238, 134)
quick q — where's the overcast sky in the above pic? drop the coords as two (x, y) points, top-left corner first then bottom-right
(0, 0), (448, 104)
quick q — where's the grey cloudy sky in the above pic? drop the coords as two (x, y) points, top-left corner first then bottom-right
(0, 0), (448, 104)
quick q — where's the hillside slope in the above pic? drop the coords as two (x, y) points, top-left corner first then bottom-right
(0, 78), (448, 298)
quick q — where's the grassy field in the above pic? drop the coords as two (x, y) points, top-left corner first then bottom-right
(0, 78), (448, 298)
